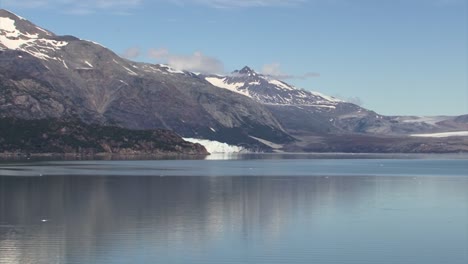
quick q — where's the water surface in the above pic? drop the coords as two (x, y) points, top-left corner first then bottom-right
(0, 157), (467, 264)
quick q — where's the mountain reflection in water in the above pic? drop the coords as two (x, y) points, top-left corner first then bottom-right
(0, 159), (468, 264)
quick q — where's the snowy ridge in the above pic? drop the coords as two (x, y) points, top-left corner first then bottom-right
(310, 91), (342, 103)
(205, 77), (250, 97)
(183, 138), (246, 154)
(268, 79), (295, 91)
(0, 15), (68, 60)
(204, 67), (342, 109)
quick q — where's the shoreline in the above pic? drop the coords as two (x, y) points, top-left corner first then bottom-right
(0, 151), (210, 162)
(1, 151), (467, 163)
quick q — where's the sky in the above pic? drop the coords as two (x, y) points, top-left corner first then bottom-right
(1, 0), (467, 116)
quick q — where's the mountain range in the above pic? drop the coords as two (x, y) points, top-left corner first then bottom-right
(1, 9), (467, 153)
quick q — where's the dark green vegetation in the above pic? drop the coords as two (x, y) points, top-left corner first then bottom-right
(0, 118), (208, 155)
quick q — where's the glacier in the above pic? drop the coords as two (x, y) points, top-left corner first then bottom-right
(183, 138), (245, 154)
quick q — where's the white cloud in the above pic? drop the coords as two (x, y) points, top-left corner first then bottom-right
(262, 63), (320, 80)
(344, 96), (363, 106)
(148, 48), (224, 74)
(3, 0), (143, 14)
(262, 63), (283, 77)
(121, 47), (141, 59)
(148, 48), (170, 59)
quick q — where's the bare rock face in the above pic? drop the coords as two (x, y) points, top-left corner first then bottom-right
(0, 9), (293, 148)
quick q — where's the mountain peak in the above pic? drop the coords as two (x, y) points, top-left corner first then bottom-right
(234, 66), (257, 76)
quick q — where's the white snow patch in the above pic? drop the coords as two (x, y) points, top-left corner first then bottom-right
(0, 17), (68, 60)
(249, 81), (261, 85)
(23, 49), (53, 60)
(183, 138), (245, 154)
(84, 60), (93, 68)
(62, 60), (68, 69)
(119, 80), (129, 86)
(310, 91), (342, 103)
(122, 66), (138, 76)
(268, 79), (294, 91)
(0, 18), (36, 49)
(42, 39), (68, 48)
(410, 131), (468, 138)
(210, 127), (216, 132)
(205, 77), (250, 97)
(313, 104), (336, 109)
(166, 68), (184, 74)
(0, 17), (18, 34)
(296, 91), (308, 98)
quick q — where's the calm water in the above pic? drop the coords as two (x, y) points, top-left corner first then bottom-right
(0, 156), (467, 264)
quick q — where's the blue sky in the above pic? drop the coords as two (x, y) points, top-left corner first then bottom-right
(2, 0), (467, 116)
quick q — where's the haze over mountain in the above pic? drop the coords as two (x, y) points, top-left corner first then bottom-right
(1, 9), (467, 153)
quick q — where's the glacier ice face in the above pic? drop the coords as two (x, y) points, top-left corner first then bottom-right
(183, 138), (245, 154)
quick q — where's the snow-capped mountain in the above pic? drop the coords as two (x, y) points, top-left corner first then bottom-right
(0, 9), (293, 148)
(202, 66), (385, 134)
(0, 9), (191, 77)
(1, 9), (466, 152)
(203, 66), (468, 136)
(0, 10), (58, 55)
(204, 66), (342, 108)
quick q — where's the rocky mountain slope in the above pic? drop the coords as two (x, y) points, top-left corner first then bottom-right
(0, 9), (292, 148)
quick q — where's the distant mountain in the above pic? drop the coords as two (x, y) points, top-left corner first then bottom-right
(0, 9), (292, 148)
(202, 67), (468, 136)
(205, 66), (342, 107)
